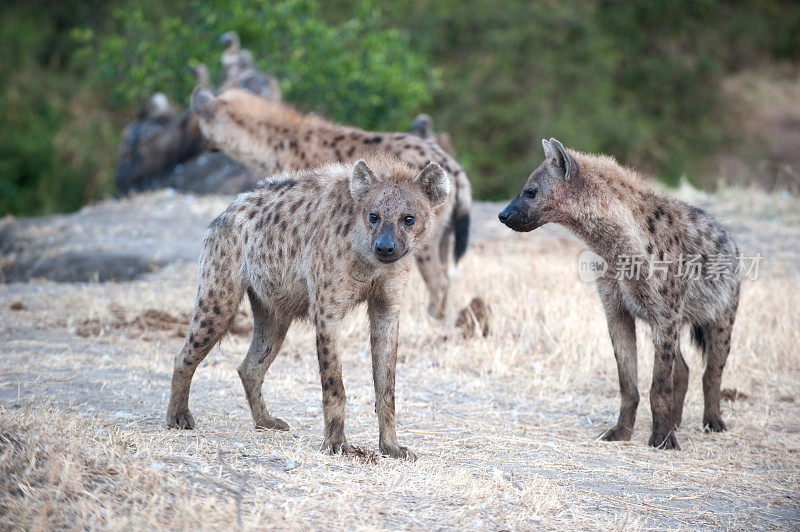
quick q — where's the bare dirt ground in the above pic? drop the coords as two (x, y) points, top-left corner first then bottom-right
(1, 184), (799, 530)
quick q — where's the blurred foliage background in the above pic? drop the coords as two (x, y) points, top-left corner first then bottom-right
(1, 0), (799, 215)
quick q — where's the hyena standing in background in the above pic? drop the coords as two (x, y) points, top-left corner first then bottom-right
(499, 139), (741, 450)
(166, 154), (450, 460)
(190, 88), (472, 319)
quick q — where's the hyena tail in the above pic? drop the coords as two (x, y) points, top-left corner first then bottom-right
(453, 169), (472, 263)
(691, 323), (708, 357)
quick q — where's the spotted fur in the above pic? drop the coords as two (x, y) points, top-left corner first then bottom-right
(191, 88), (472, 318)
(166, 154), (449, 461)
(500, 138), (741, 450)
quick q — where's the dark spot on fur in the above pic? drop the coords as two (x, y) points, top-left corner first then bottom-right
(208, 213), (228, 231)
(647, 217), (655, 234)
(689, 206), (704, 220)
(265, 178), (296, 191)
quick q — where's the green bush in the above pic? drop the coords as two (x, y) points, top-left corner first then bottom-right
(2, 0), (798, 216)
(0, 6), (115, 216)
(379, 0), (800, 197)
(75, 0), (436, 130)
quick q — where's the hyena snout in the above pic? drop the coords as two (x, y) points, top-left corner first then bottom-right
(374, 225), (406, 262)
(498, 198), (534, 232)
(497, 204), (513, 223)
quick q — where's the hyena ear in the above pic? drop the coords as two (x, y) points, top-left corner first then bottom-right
(542, 138), (577, 181)
(416, 162), (450, 207)
(349, 159), (376, 201)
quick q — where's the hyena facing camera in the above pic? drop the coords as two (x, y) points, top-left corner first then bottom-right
(166, 154), (450, 460)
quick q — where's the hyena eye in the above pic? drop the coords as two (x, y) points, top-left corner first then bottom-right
(369, 213), (380, 224)
(403, 215), (415, 226)
(524, 188), (537, 199)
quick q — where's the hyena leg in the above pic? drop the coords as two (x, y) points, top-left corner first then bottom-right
(368, 300), (416, 461)
(671, 350), (690, 428)
(166, 281), (243, 429)
(237, 289), (291, 431)
(648, 321), (682, 450)
(314, 311), (349, 454)
(702, 310), (736, 432)
(415, 238), (448, 320)
(600, 305), (639, 442)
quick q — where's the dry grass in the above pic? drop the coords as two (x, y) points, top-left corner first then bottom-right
(1, 185), (799, 530)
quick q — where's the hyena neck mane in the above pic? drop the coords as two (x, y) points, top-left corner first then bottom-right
(559, 151), (653, 261)
(207, 89), (372, 167)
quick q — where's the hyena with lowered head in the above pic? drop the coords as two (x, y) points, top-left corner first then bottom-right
(166, 154), (450, 460)
(499, 139), (741, 450)
(190, 87), (472, 319)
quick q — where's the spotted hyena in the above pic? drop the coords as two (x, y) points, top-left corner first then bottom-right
(190, 88), (472, 319)
(166, 155), (450, 460)
(499, 138), (741, 450)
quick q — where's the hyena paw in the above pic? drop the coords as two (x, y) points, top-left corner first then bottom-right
(648, 429), (681, 450)
(255, 416), (290, 431)
(321, 439), (352, 456)
(598, 425), (633, 442)
(702, 416), (727, 433)
(380, 442), (418, 462)
(166, 410), (196, 430)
